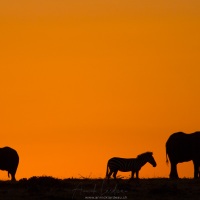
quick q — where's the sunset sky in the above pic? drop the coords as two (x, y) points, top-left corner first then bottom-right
(0, 0), (200, 179)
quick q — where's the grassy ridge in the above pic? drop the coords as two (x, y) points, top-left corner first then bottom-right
(1, 177), (200, 199)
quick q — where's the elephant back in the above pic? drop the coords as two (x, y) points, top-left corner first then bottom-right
(0, 147), (19, 170)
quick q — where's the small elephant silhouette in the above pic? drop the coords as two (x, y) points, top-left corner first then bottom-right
(0, 146), (19, 181)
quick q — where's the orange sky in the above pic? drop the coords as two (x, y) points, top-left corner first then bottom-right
(0, 0), (200, 179)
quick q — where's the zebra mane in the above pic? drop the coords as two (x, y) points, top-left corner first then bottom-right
(137, 152), (153, 158)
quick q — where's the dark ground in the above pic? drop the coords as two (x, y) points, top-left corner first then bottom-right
(1, 176), (200, 200)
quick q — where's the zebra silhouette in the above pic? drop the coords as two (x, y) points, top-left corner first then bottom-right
(106, 152), (156, 180)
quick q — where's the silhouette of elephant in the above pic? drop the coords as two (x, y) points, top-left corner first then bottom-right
(166, 131), (200, 179)
(0, 147), (19, 181)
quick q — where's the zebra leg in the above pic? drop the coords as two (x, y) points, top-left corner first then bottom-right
(107, 171), (113, 179)
(131, 171), (135, 179)
(136, 171), (139, 179)
(193, 161), (199, 179)
(113, 171), (118, 179)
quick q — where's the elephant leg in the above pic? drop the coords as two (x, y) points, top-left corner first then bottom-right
(170, 163), (179, 179)
(8, 169), (16, 181)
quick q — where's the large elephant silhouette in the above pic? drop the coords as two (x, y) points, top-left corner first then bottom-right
(0, 147), (19, 181)
(166, 131), (200, 179)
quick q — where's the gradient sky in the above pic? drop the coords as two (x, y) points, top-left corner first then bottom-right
(0, 0), (200, 179)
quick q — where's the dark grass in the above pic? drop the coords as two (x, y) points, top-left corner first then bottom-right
(1, 177), (200, 199)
